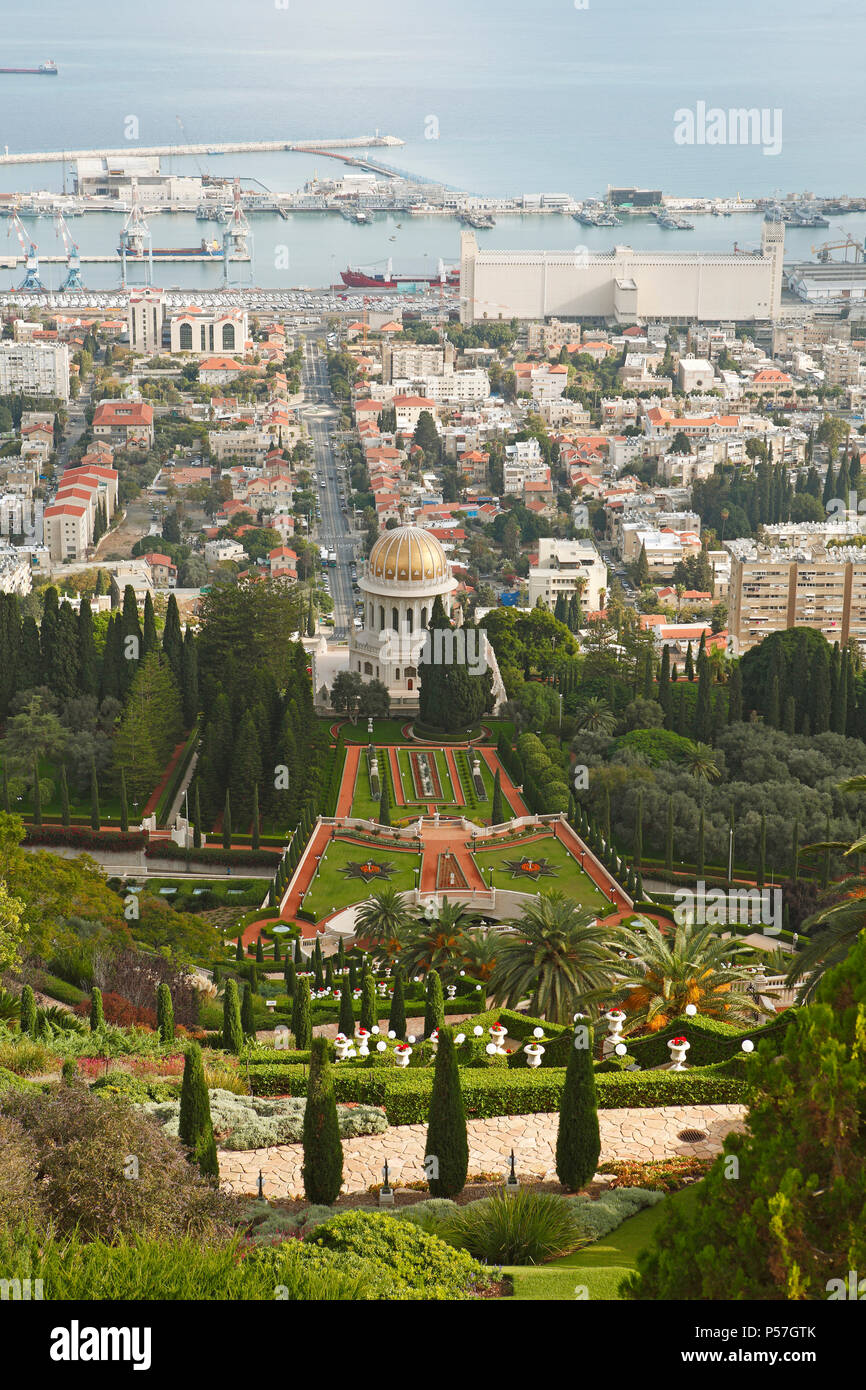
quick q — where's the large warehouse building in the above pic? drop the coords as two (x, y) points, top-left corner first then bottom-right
(459, 221), (785, 325)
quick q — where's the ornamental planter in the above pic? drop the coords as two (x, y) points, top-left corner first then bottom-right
(334, 1034), (352, 1062)
(668, 1036), (690, 1071)
(523, 1043), (545, 1069)
(489, 1024), (507, 1054)
(429, 1029), (440, 1054)
(395, 1045), (412, 1068)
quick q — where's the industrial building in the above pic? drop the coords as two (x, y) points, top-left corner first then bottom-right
(458, 222), (785, 325)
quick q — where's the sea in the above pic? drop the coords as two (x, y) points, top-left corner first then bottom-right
(0, 0), (863, 290)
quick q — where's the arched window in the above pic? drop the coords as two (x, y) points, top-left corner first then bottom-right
(222, 322), (235, 351)
(391, 606), (399, 632)
(420, 606), (428, 628)
(395, 669), (400, 681)
(368, 603), (374, 628)
(407, 609), (414, 633)
(363, 661), (373, 676)
(179, 322), (192, 350)
(379, 605), (385, 630)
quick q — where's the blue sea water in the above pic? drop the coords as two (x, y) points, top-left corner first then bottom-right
(0, 0), (862, 288)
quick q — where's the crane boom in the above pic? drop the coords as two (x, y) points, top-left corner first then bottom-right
(6, 211), (44, 290)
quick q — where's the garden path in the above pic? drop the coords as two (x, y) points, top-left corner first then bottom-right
(219, 1103), (746, 1197)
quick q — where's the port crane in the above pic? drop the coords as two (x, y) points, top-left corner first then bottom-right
(6, 210), (44, 291)
(53, 209), (84, 290)
(811, 232), (866, 264)
(222, 177), (252, 286)
(118, 179), (153, 286)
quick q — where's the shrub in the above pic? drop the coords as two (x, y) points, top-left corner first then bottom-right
(389, 966), (406, 1040)
(240, 982), (255, 1037)
(441, 1190), (583, 1265)
(556, 1021), (601, 1191)
(292, 976), (312, 1051)
(89, 986), (104, 1030)
(0, 1114), (40, 1227)
(76, 991), (156, 1030)
(568, 1187), (664, 1241)
(360, 975), (376, 1033)
(424, 970), (445, 1037)
(308, 1209), (493, 1299)
(338, 977), (354, 1037)
(142, 1090), (387, 1149)
(178, 1043), (213, 1157)
(303, 1037), (343, 1206)
(19, 985), (35, 1037)
(0, 1085), (234, 1241)
(425, 1027), (468, 1199)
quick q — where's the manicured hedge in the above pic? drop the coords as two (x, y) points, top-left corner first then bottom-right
(30, 973), (88, 1006)
(247, 1059), (749, 1119)
(144, 843), (279, 867)
(621, 1012), (793, 1069)
(24, 826), (147, 851)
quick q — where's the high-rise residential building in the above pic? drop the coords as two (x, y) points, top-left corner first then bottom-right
(728, 541), (866, 654)
(527, 538), (608, 613)
(0, 342), (70, 400)
(127, 289), (165, 354)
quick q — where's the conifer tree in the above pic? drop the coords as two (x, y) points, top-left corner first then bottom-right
(222, 790), (232, 849)
(697, 808), (705, 878)
(684, 644), (695, 682)
(178, 1042), (212, 1153)
(388, 964), (407, 1039)
(194, 1122), (219, 1180)
(256, 935), (264, 964)
(338, 975), (355, 1036)
(665, 794), (674, 873)
(162, 593), (184, 683)
(156, 982), (175, 1043)
(222, 978), (243, 1053)
(235, 936), (243, 960)
(292, 975), (312, 1049)
(241, 981), (255, 1036)
(181, 626), (199, 728)
(302, 1036), (343, 1205)
(89, 985), (104, 1030)
(89, 759), (100, 831)
(360, 973), (377, 1032)
(491, 768), (504, 825)
(633, 791), (643, 870)
(119, 766), (129, 833)
(32, 757), (41, 826)
(284, 956), (297, 998)
(424, 969), (445, 1036)
(556, 1019), (601, 1191)
(379, 777), (391, 826)
(251, 783), (260, 851)
(142, 591), (158, 656)
(193, 783), (202, 849)
(757, 814), (766, 889)
(424, 1026), (468, 1198)
(77, 597), (98, 697)
(727, 663), (742, 723)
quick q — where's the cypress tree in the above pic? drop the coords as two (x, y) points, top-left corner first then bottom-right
(556, 1019), (601, 1191)
(294, 937), (303, 966)
(782, 694), (796, 735)
(348, 961), (357, 991)
(758, 814), (766, 889)
(727, 663), (742, 724)
(695, 653), (712, 742)
(338, 975), (355, 1036)
(292, 975), (312, 1049)
(379, 777), (391, 826)
(255, 935), (264, 965)
(181, 626), (199, 729)
(194, 1122), (219, 1180)
(222, 978), (243, 1054)
(19, 983), (36, 1037)
(156, 982), (175, 1043)
(178, 1042), (213, 1153)
(302, 1035), (343, 1205)
(241, 981), (255, 1037)
(142, 592), (158, 656)
(89, 759), (100, 831)
(425, 1026), (468, 1199)
(193, 783), (202, 849)
(389, 964), (407, 1039)
(274, 935), (282, 964)
(222, 789), (232, 849)
(491, 768), (504, 825)
(658, 644), (671, 718)
(633, 791), (643, 870)
(251, 783), (260, 851)
(324, 957), (332, 987)
(284, 957), (297, 998)
(360, 973), (377, 1032)
(77, 597), (98, 696)
(337, 937), (346, 972)
(424, 969), (445, 1037)
(684, 644), (695, 682)
(89, 985), (104, 1030)
(162, 593), (184, 682)
(119, 766), (129, 833)
(235, 935), (243, 960)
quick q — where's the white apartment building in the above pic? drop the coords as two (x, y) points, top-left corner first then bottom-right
(677, 357), (716, 393)
(0, 342), (70, 401)
(527, 537), (608, 612)
(622, 524), (702, 572)
(393, 395), (438, 432)
(127, 289), (166, 355)
(204, 538), (246, 565)
(169, 307), (249, 355)
(503, 437), (546, 494)
(0, 495), (30, 536)
(209, 429), (269, 465)
(382, 343), (455, 382)
(43, 502), (89, 562)
(392, 371), (490, 405)
(527, 318), (579, 354)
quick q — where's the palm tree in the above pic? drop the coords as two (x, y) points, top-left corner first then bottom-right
(608, 917), (760, 1031)
(352, 885), (412, 960)
(681, 741), (721, 783)
(487, 891), (621, 1024)
(575, 697), (616, 736)
(457, 928), (498, 983)
(400, 899), (479, 980)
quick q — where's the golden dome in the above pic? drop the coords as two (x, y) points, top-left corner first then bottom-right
(367, 526), (449, 585)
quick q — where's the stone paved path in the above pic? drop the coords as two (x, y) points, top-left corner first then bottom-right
(219, 1103), (746, 1197)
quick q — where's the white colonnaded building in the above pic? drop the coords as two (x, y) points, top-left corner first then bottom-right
(313, 524), (505, 713)
(459, 221), (785, 325)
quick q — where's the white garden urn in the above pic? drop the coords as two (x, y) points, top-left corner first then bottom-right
(357, 1028), (370, 1056)
(668, 1036), (690, 1071)
(523, 1043), (545, 1069)
(395, 1045), (412, 1067)
(489, 1024), (507, 1054)
(334, 1034), (352, 1062)
(429, 1029), (440, 1054)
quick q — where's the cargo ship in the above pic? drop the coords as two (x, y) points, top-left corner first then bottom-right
(0, 60), (58, 74)
(340, 258), (459, 289)
(118, 238), (222, 259)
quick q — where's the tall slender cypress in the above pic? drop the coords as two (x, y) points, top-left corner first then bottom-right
(338, 975), (355, 1036)
(292, 975), (312, 1049)
(425, 1026), (468, 1199)
(119, 766), (129, 833)
(388, 965), (406, 1040)
(241, 981), (255, 1037)
(424, 969), (445, 1037)
(222, 978), (243, 1053)
(156, 982), (175, 1043)
(178, 1042), (213, 1155)
(302, 1036), (343, 1205)
(556, 1020), (601, 1191)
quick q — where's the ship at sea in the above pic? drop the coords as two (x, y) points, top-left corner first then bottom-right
(340, 258), (459, 290)
(0, 60), (58, 75)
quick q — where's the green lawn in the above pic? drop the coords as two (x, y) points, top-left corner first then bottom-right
(337, 719), (409, 745)
(504, 1184), (700, 1301)
(348, 748), (380, 821)
(300, 836), (422, 918)
(472, 834), (612, 910)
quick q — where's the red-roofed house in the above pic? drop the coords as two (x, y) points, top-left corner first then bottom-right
(92, 400), (154, 448)
(143, 553), (177, 587)
(44, 502), (89, 561)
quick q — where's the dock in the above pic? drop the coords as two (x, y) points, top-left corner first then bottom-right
(0, 136), (404, 166)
